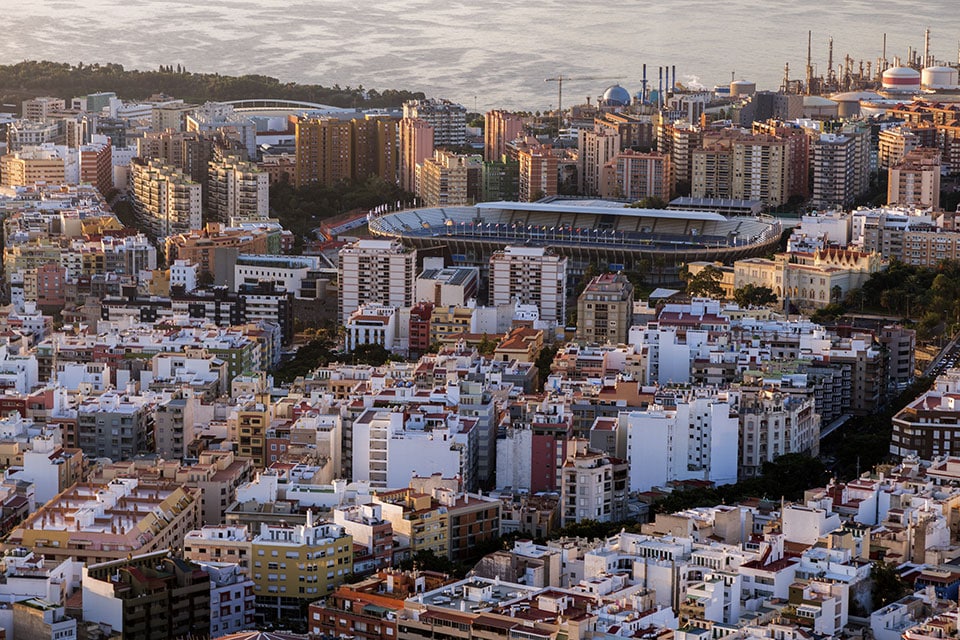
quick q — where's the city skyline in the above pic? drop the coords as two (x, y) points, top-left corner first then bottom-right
(3, 1), (959, 110)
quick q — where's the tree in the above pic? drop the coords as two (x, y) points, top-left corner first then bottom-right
(477, 333), (497, 356)
(351, 343), (392, 366)
(685, 265), (725, 299)
(733, 284), (777, 307)
(628, 196), (668, 209)
(871, 561), (907, 608)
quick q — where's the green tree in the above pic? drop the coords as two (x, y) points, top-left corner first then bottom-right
(535, 345), (559, 391)
(477, 333), (497, 356)
(684, 265), (726, 299)
(351, 343), (393, 366)
(733, 284), (778, 307)
(628, 196), (668, 209)
(871, 561), (907, 607)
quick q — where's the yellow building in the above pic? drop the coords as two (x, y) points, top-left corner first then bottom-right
(229, 395), (273, 468)
(734, 248), (883, 309)
(429, 305), (476, 345)
(250, 513), (353, 622)
(373, 489), (449, 558)
(417, 150), (481, 207)
(0, 148), (67, 187)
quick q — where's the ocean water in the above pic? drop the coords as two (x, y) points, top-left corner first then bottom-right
(1, 0), (957, 110)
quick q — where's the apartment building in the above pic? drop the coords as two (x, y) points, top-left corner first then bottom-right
(489, 246), (567, 327)
(249, 513), (353, 622)
(82, 552), (211, 640)
(576, 272), (634, 345)
(131, 158), (202, 238)
(338, 238), (417, 324)
(208, 156), (269, 223)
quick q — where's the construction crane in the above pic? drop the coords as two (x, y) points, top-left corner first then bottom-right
(544, 75), (619, 133)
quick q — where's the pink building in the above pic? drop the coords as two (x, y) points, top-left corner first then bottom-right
(399, 118), (434, 193)
(484, 110), (524, 162)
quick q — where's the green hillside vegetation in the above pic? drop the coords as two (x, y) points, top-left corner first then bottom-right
(0, 61), (424, 109)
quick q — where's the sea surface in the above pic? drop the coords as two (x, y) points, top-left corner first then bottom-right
(2, 0), (959, 111)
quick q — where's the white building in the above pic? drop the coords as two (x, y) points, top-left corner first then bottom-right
(338, 239), (416, 324)
(198, 561), (256, 637)
(619, 389), (739, 492)
(351, 408), (474, 490)
(170, 259), (199, 293)
(234, 254), (320, 299)
(489, 246), (567, 328)
(415, 260), (480, 307)
(345, 304), (398, 352)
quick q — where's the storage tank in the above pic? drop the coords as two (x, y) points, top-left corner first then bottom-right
(802, 95), (839, 119)
(921, 66), (960, 90)
(730, 79), (756, 97)
(831, 91), (883, 118)
(882, 66), (921, 93)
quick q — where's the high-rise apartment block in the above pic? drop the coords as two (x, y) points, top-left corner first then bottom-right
(398, 117), (434, 193)
(600, 150), (670, 201)
(338, 239), (417, 324)
(417, 150), (482, 206)
(810, 132), (867, 210)
(294, 115), (397, 188)
(518, 146), (558, 202)
(576, 272), (634, 344)
(402, 98), (466, 147)
(489, 246), (567, 327)
(691, 132), (790, 206)
(888, 148), (941, 209)
(877, 124), (937, 170)
(208, 156), (269, 223)
(578, 126), (620, 195)
(657, 120), (702, 193)
(295, 117), (353, 187)
(131, 158), (202, 238)
(619, 389), (739, 492)
(484, 110), (524, 162)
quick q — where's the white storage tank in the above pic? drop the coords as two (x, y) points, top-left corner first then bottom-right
(882, 66), (921, 93)
(730, 79), (756, 96)
(921, 65), (960, 90)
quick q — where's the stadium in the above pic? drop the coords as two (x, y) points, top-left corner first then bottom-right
(368, 198), (783, 283)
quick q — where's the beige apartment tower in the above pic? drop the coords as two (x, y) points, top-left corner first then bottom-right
(576, 272), (634, 344)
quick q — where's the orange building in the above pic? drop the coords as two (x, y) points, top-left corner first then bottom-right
(518, 145), (558, 202)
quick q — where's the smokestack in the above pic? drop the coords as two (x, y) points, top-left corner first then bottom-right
(883, 33), (887, 69)
(672, 65), (677, 92)
(924, 28), (931, 67)
(642, 64), (647, 103)
(658, 67), (664, 108)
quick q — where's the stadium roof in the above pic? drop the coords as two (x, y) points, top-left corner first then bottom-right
(477, 200), (727, 222)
